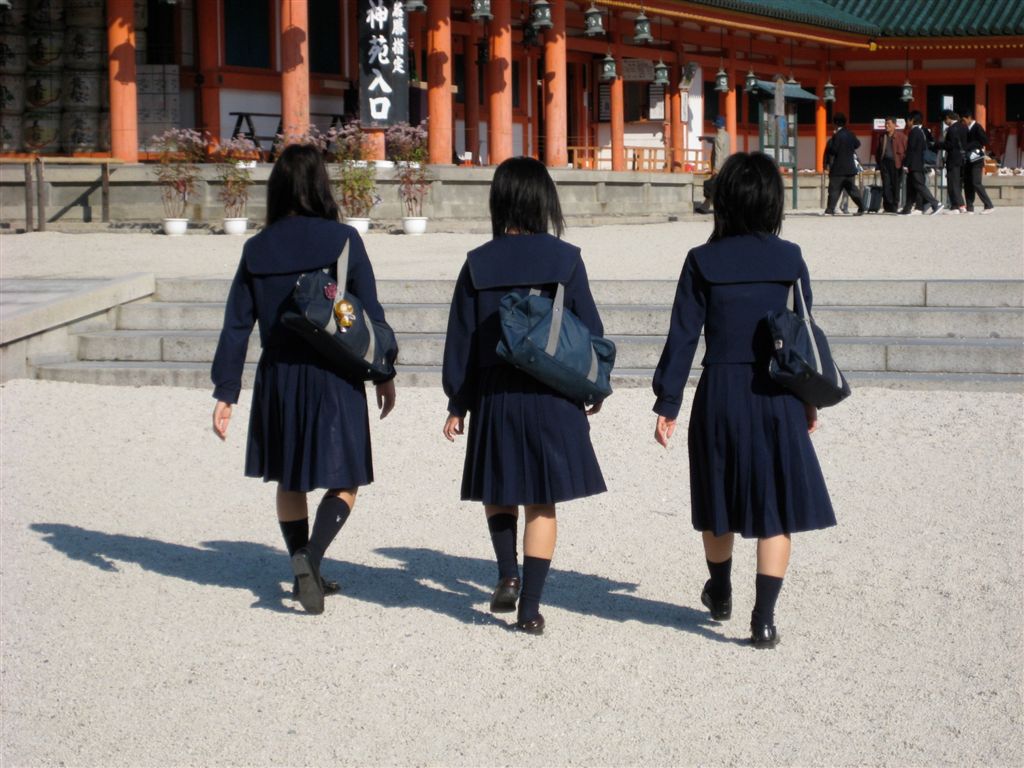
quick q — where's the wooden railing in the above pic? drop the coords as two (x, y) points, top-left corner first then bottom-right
(568, 145), (710, 173)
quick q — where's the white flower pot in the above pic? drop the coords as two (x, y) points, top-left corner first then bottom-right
(402, 216), (428, 235)
(163, 218), (188, 236)
(223, 217), (248, 235)
(396, 161), (421, 169)
(344, 217), (371, 234)
(374, 159), (394, 169)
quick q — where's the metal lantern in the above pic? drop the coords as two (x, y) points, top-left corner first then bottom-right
(522, 21), (539, 47)
(823, 79), (836, 102)
(714, 66), (729, 93)
(632, 11), (653, 44)
(531, 0), (553, 30)
(786, 72), (800, 87)
(653, 59), (669, 87)
(600, 52), (617, 81)
(405, 0), (427, 12)
(471, 0), (492, 20)
(900, 79), (914, 102)
(584, 4), (604, 37)
(744, 69), (757, 93)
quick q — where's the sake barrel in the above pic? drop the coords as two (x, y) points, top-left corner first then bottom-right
(61, 107), (99, 151)
(22, 110), (61, 152)
(26, 29), (63, 70)
(0, 0), (30, 30)
(24, 70), (61, 109)
(27, 0), (64, 30)
(0, 31), (28, 74)
(65, 0), (105, 28)
(0, 116), (22, 151)
(62, 68), (101, 109)
(0, 72), (25, 113)
(64, 26), (105, 70)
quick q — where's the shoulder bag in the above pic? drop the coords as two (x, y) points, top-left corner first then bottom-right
(495, 283), (615, 405)
(281, 238), (398, 382)
(765, 278), (851, 408)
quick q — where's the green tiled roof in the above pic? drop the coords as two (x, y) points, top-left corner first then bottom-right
(682, 0), (881, 35)
(824, 0), (1024, 37)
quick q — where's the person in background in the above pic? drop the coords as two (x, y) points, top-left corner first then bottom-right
(901, 111), (943, 216)
(874, 116), (907, 213)
(961, 110), (995, 214)
(939, 110), (968, 214)
(823, 113), (864, 216)
(694, 116), (731, 215)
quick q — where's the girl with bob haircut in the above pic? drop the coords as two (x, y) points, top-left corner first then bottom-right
(652, 152), (836, 648)
(442, 156), (607, 635)
(211, 143), (396, 615)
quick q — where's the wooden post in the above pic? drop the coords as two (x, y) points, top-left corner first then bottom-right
(464, 32), (480, 163)
(106, 0), (138, 162)
(101, 162), (111, 222)
(427, 0), (453, 164)
(610, 56), (625, 171)
(974, 70), (987, 127)
(23, 161), (34, 231)
(281, 0), (311, 139)
(488, 0), (513, 165)
(815, 99), (827, 173)
(196, 0), (221, 143)
(543, 0), (567, 167)
(35, 158), (45, 232)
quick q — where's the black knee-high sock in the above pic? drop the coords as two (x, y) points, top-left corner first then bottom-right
(279, 518), (309, 557)
(306, 496), (351, 566)
(706, 557), (732, 601)
(487, 514), (519, 580)
(752, 574), (784, 626)
(518, 556), (551, 622)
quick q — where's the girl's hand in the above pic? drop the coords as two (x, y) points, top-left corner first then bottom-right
(655, 415), (676, 447)
(443, 414), (464, 442)
(376, 380), (396, 419)
(805, 403), (819, 434)
(586, 401), (603, 416)
(213, 401), (232, 440)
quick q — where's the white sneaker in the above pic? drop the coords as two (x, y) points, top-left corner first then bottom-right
(930, 204), (945, 215)
(958, 206), (967, 214)
(909, 209), (923, 215)
(980, 208), (995, 215)
(947, 208), (961, 214)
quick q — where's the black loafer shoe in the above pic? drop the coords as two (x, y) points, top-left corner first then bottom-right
(516, 613), (545, 635)
(490, 577), (521, 613)
(291, 548), (325, 615)
(750, 622), (780, 649)
(700, 580), (732, 621)
(292, 576), (340, 600)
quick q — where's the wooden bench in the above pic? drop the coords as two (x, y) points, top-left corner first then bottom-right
(0, 156), (124, 232)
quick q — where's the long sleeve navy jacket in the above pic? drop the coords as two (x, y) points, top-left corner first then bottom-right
(652, 233), (811, 420)
(210, 216), (388, 404)
(824, 127), (861, 176)
(442, 233), (603, 418)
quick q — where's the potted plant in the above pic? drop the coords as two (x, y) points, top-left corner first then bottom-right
(330, 121), (379, 233)
(397, 161), (431, 235)
(150, 128), (207, 235)
(215, 134), (259, 235)
(386, 121), (427, 168)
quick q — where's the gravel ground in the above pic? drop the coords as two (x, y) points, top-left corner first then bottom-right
(1, 379), (1022, 767)
(2, 209), (1022, 281)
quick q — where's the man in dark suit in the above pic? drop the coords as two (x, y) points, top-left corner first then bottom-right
(939, 109), (968, 213)
(874, 116), (907, 213)
(901, 111), (943, 216)
(961, 110), (995, 214)
(823, 113), (864, 215)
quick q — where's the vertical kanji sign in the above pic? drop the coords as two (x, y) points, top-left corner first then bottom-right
(359, 0), (410, 127)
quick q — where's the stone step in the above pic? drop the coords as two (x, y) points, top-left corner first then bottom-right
(116, 300), (1024, 339)
(154, 277), (1024, 308)
(32, 360), (1024, 393)
(73, 329), (1024, 374)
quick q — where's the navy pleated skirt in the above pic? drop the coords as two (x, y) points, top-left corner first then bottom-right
(245, 346), (373, 493)
(462, 366), (606, 506)
(687, 363), (836, 538)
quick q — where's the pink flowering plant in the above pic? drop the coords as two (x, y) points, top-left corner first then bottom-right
(385, 121), (428, 164)
(214, 134), (260, 218)
(328, 121), (380, 219)
(151, 128), (209, 219)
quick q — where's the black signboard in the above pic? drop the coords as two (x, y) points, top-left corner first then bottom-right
(359, 0), (410, 127)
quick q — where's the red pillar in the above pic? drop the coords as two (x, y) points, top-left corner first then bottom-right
(464, 33), (480, 163)
(975, 70), (988, 127)
(281, 0), (310, 139)
(815, 99), (827, 173)
(610, 56), (625, 171)
(670, 67), (683, 171)
(196, 0), (220, 144)
(725, 73), (737, 156)
(543, 0), (567, 167)
(427, 0), (453, 164)
(107, 0), (138, 162)
(488, 0), (513, 165)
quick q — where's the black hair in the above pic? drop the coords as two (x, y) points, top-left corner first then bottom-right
(833, 112), (847, 127)
(489, 156), (566, 239)
(961, 108), (974, 118)
(709, 152), (784, 243)
(909, 110), (923, 125)
(265, 143), (340, 227)
(942, 109), (960, 121)
(885, 116), (898, 124)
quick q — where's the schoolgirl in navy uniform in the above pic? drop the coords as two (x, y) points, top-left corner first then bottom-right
(211, 144), (396, 615)
(653, 152), (836, 648)
(442, 157), (606, 635)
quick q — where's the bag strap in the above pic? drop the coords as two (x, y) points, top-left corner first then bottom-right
(790, 278), (823, 374)
(335, 238), (351, 287)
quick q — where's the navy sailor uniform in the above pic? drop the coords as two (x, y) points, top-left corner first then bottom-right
(211, 215), (391, 493)
(652, 233), (836, 538)
(442, 233), (607, 506)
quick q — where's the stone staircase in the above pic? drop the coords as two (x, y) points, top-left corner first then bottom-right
(33, 278), (1024, 390)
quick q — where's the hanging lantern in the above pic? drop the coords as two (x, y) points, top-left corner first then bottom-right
(531, 0), (553, 29)
(900, 79), (914, 102)
(786, 72), (800, 87)
(823, 79), (836, 102)
(522, 21), (539, 47)
(471, 0), (492, 20)
(584, 4), (604, 37)
(633, 11), (653, 44)
(653, 59), (669, 87)
(405, 0), (426, 12)
(744, 69), (757, 93)
(600, 52), (617, 81)
(714, 66), (729, 93)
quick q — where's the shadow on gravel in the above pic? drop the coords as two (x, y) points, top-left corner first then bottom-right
(29, 525), (730, 640)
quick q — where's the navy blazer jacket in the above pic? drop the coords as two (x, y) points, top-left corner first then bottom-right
(652, 234), (811, 420)
(210, 216), (388, 404)
(964, 121), (988, 157)
(904, 125), (934, 172)
(442, 233), (604, 418)
(940, 121), (969, 166)
(825, 127), (861, 176)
